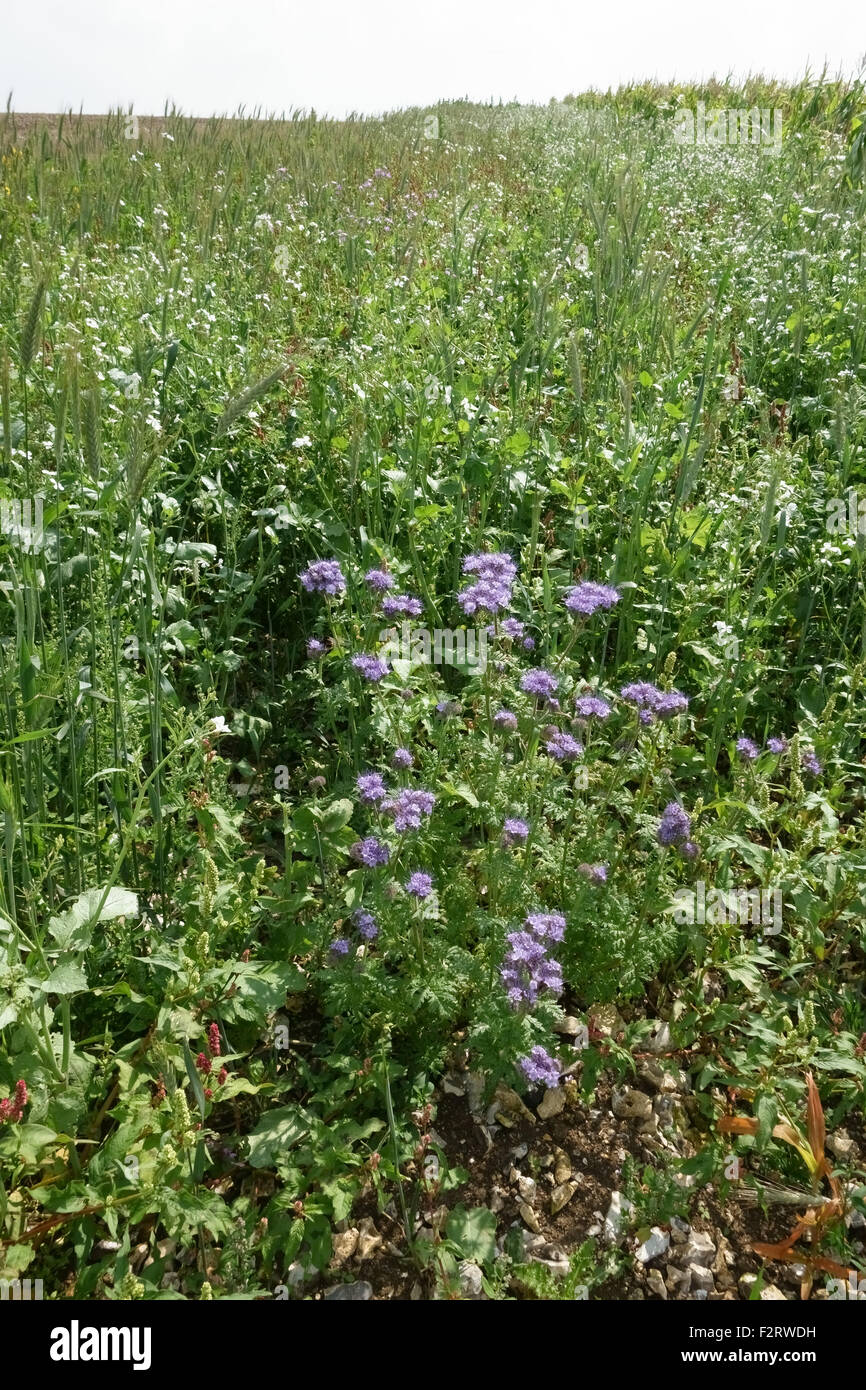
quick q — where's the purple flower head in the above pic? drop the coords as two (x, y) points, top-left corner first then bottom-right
(391, 747), (414, 769)
(736, 737), (760, 762)
(306, 637), (326, 659)
(436, 699), (461, 719)
(657, 802), (691, 848)
(802, 751), (823, 776)
(578, 862), (608, 884)
(356, 771), (388, 806)
(406, 871), (433, 899)
(518, 1046), (561, 1090)
(350, 836), (390, 867)
(767, 736), (788, 755)
(352, 653), (389, 682)
(654, 690), (689, 719)
(458, 552), (517, 617)
(498, 617), (525, 640)
(494, 708), (519, 732)
(544, 731), (584, 762)
(574, 693), (611, 720)
(381, 593), (423, 618)
(564, 581), (621, 617)
(352, 909), (379, 941)
(682, 841), (700, 860)
(389, 787), (435, 832)
(330, 937), (351, 958)
(525, 911), (566, 942)
(620, 682), (688, 723)
(365, 568), (396, 592)
(522, 636), (536, 651)
(502, 817), (530, 846)
(521, 668), (559, 700)
(300, 559), (346, 596)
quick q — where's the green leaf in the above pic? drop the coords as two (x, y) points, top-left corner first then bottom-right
(44, 958), (88, 995)
(183, 1040), (207, 1122)
(247, 1106), (312, 1168)
(445, 1204), (497, 1265)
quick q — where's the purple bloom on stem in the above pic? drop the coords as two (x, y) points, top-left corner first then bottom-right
(522, 636), (535, 651)
(300, 559), (346, 595)
(518, 1046), (561, 1090)
(802, 751), (823, 776)
(436, 699), (461, 719)
(657, 802), (691, 848)
(458, 552), (517, 617)
(767, 736), (788, 755)
(578, 862), (608, 884)
(574, 693), (611, 720)
(306, 637), (326, 658)
(521, 668), (559, 700)
(330, 937), (352, 958)
(493, 708), (518, 731)
(620, 682), (688, 723)
(736, 737), (760, 762)
(406, 871), (433, 899)
(502, 817), (530, 846)
(654, 690), (689, 719)
(381, 594), (423, 618)
(498, 617), (525, 639)
(524, 911), (566, 942)
(544, 731), (584, 762)
(350, 836), (390, 867)
(352, 653), (389, 682)
(365, 568), (396, 592)
(352, 909), (379, 941)
(356, 771), (388, 805)
(389, 788), (435, 831)
(564, 581), (621, 616)
(391, 747), (414, 769)
(682, 841), (699, 860)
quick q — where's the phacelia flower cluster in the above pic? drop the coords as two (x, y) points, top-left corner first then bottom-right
(564, 581), (621, 616)
(406, 871), (434, 899)
(352, 653), (389, 682)
(300, 559), (346, 595)
(502, 817), (530, 846)
(620, 682), (689, 724)
(544, 730), (584, 762)
(657, 801), (693, 851)
(500, 911), (566, 1009)
(350, 836), (390, 867)
(356, 770), (388, 805)
(458, 552), (517, 617)
(518, 1046), (562, 1090)
(521, 668), (559, 701)
(574, 693), (611, 720)
(381, 594), (423, 618)
(365, 568), (395, 591)
(384, 787), (435, 831)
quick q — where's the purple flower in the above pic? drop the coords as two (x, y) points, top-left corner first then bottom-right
(578, 862), (608, 884)
(682, 841), (699, 860)
(498, 617), (525, 639)
(544, 731), (584, 762)
(365, 568), (396, 592)
(406, 871), (433, 899)
(564, 581), (621, 616)
(518, 1046), (561, 1090)
(352, 653), (389, 682)
(300, 559), (346, 595)
(306, 637), (326, 658)
(391, 747), (414, 769)
(522, 637), (535, 651)
(802, 751), (823, 776)
(352, 909), (379, 941)
(458, 552), (517, 618)
(381, 594), (423, 618)
(574, 693), (611, 720)
(736, 737), (760, 762)
(494, 708), (519, 732)
(767, 736), (788, 755)
(524, 911), (567, 942)
(350, 836), (390, 867)
(502, 817), (530, 846)
(521, 668), (559, 700)
(356, 771), (388, 805)
(436, 699), (461, 719)
(330, 937), (352, 958)
(620, 682), (688, 723)
(388, 787), (435, 831)
(657, 802), (691, 848)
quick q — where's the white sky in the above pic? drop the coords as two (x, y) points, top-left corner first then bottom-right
(2, 0), (863, 118)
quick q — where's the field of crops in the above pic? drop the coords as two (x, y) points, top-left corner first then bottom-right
(1, 81), (865, 1303)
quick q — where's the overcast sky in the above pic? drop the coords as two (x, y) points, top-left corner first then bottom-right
(2, 0), (863, 118)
